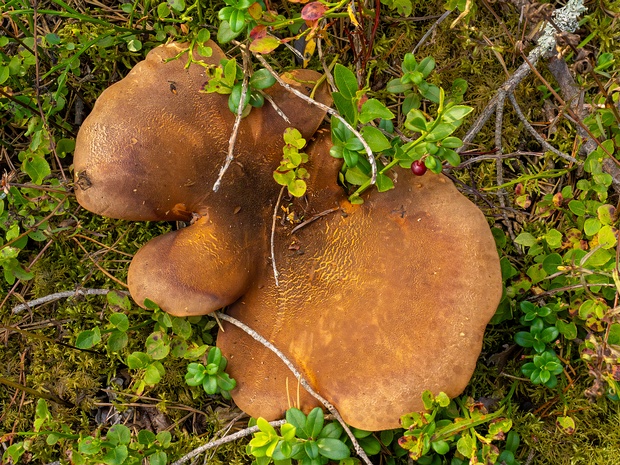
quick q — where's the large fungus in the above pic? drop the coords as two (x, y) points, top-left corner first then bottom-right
(74, 42), (502, 432)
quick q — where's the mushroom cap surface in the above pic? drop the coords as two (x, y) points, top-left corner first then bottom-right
(74, 41), (331, 315)
(216, 132), (503, 430)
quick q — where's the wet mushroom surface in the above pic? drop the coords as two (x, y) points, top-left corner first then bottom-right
(74, 41), (503, 432)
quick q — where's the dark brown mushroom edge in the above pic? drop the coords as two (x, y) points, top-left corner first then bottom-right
(74, 41), (502, 432)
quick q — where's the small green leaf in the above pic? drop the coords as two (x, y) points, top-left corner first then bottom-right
(146, 331), (170, 360)
(334, 64), (358, 99)
(107, 330), (128, 352)
(196, 28), (210, 43)
(417, 56), (435, 77)
(76, 327), (101, 349)
(171, 317), (192, 339)
(456, 434), (475, 458)
(305, 407), (324, 439)
(332, 92), (356, 123)
(514, 232), (537, 247)
(22, 154), (51, 184)
(144, 362), (164, 385)
(386, 78), (411, 94)
(287, 179), (307, 197)
(597, 225), (617, 249)
(0, 65), (9, 85)
(217, 20), (243, 44)
(376, 173), (394, 192)
(250, 68), (276, 89)
(420, 83), (441, 103)
(545, 229), (563, 248)
(168, 0), (185, 12)
(568, 200), (585, 216)
(78, 437), (100, 455)
(157, 3), (170, 17)
(431, 440), (450, 455)
(127, 351), (151, 369)
(127, 39), (142, 52)
(404, 109), (427, 132)
(584, 218), (602, 236)
(149, 451), (168, 465)
(107, 291), (131, 311)
(426, 123), (455, 141)
(286, 408), (308, 437)
(345, 166), (370, 185)
(360, 126), (391, 152)
(109, 313), (129, 332)
(442, 105), (474, 123)
(317, 438), (350, 460)
(107, 424), (131, 446)
(102, 444), (128, 465)
(359, 99), (394, 123)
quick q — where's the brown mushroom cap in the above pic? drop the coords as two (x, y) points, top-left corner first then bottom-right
(75, 43), (502, 431)
(216, 132), (502, 431)
(74, 41), (331, 222)
(74, 41), (331, 314)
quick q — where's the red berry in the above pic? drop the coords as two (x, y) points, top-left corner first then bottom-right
(411, 160), (427, 176)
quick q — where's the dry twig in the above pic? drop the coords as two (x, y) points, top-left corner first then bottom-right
(271, 186), (285, 286)
(213, 47), (251, 192)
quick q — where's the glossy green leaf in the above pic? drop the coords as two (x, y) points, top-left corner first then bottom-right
(334, 64), (358, 99)
(107, 425), (131, 446)
(22, 154), (51, 184)
(127, 351), (151, 369)
(360, 126), (391, 152)
(250, 68), (276, 89)
(317, 438), (350, 460)
(76, 327), (101, 349)
(359, 98), (394, 123)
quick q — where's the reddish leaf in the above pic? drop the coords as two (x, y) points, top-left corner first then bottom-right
(250, 24), (267, 40)
(249, 36), (281, 54)
(301, 2), (327, 21)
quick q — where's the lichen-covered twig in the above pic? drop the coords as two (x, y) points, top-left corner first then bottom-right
(458, 0), (587, 152)
(12, 288), (113, 314)
(214, 311), (374, 465)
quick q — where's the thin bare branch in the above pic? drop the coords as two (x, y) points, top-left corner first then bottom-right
(213, 47), (251, 192)
(413, 10), (452, 54)
(271, 186), (285, 286)
(507, 92), (577, 163)
(170, 420), (286, 465)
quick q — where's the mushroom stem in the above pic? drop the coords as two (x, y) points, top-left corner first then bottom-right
(214, 311), (373, 465)
(251, 49), (378, 186)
